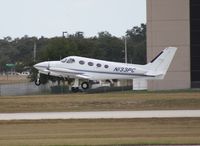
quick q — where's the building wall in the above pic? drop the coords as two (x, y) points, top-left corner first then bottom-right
(147, 0), (191, 90)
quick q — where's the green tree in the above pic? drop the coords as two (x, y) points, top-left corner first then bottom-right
(126, 23), (146, 64)
(0, 23), (146, 84)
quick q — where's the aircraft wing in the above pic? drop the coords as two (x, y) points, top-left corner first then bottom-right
(50, 67), (93, 80)
(50, 67), (79, 74)
(75, 74), (91, 79)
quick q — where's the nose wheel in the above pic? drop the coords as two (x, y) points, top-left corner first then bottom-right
(35, 73), (41, 86)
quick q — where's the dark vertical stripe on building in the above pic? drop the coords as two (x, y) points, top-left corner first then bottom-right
(190, 0), (200, 87)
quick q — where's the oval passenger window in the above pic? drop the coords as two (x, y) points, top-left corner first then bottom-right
(104, 65), (109, 68)
(88, 62), (94, 66)
(96, 63), (101, 67)
(79, 60), (85, 65)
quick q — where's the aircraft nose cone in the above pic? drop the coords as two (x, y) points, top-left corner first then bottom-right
(33, 63), (39, 69)
(33, 63), (40, 69)
(33, 62), (48, 70)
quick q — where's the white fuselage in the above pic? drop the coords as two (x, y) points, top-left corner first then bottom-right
(34, 56), (151, 80)
(34, 47), (177, 89)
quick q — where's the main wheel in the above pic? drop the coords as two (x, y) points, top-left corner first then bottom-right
(81, 82), (90, 90)
(35, 79), (41, 86)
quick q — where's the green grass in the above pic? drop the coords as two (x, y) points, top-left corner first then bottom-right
(0, 91), (200, 145)
(0, 118), (200, 146)
(0, 91), (200, 113)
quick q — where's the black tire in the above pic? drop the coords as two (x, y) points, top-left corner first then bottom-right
(81, 82), (90, 90)
(35, 79), (41, 86)
(71, 87), (79, 93)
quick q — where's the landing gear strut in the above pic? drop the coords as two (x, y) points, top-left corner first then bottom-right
(71, 78), (80, 92)
(35, 73), (41, 86)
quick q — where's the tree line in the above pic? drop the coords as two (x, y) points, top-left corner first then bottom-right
(0, 24), (146, 75)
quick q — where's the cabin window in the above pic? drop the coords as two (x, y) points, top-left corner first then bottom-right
(104, 65), (109, 68)
(96, 63), (101, 67)
(88, 62), (94, 66)
(66, 58), (75, 63)
(79, 60), (85, 65)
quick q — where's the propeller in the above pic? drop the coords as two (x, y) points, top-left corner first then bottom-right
(47, 61), (50, 70)
(47, 59), (50, 76)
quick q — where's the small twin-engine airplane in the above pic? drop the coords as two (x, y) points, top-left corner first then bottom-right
(34, 47), (177, 92)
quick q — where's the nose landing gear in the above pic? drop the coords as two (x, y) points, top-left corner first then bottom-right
(35, 73), (41, 86)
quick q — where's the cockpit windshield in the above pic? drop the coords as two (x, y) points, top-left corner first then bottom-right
(67, 58), (75, 63)
(61, 58), (67, 63)
(61, 57), (75, 63)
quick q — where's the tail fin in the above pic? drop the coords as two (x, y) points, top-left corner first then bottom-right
(144, 47), (177, 79)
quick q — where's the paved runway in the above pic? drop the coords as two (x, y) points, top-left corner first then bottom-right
(0, 110), (200, 120)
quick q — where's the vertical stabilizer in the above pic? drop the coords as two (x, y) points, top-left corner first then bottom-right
(144, 47), (177, 79)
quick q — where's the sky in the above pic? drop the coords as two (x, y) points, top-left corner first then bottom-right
(0, 0), (146, 38)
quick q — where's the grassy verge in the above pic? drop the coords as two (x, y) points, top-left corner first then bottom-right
(0, 118), (200, 146)
(0, 91), (200, 113)
(0, 91), (200, 145)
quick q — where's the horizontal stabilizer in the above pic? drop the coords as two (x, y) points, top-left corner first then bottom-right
(145, 71), (163, 77)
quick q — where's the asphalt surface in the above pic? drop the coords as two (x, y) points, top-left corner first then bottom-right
(0, 110), (200, 120)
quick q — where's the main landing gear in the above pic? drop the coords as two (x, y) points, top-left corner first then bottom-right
(81, 82), (90, 90)
(71, 79), (90, 93)
(71, 78), (79, 92)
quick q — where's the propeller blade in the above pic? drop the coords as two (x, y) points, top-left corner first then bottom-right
(47, 61), (50, 70)
(46, 58), (50, 70)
